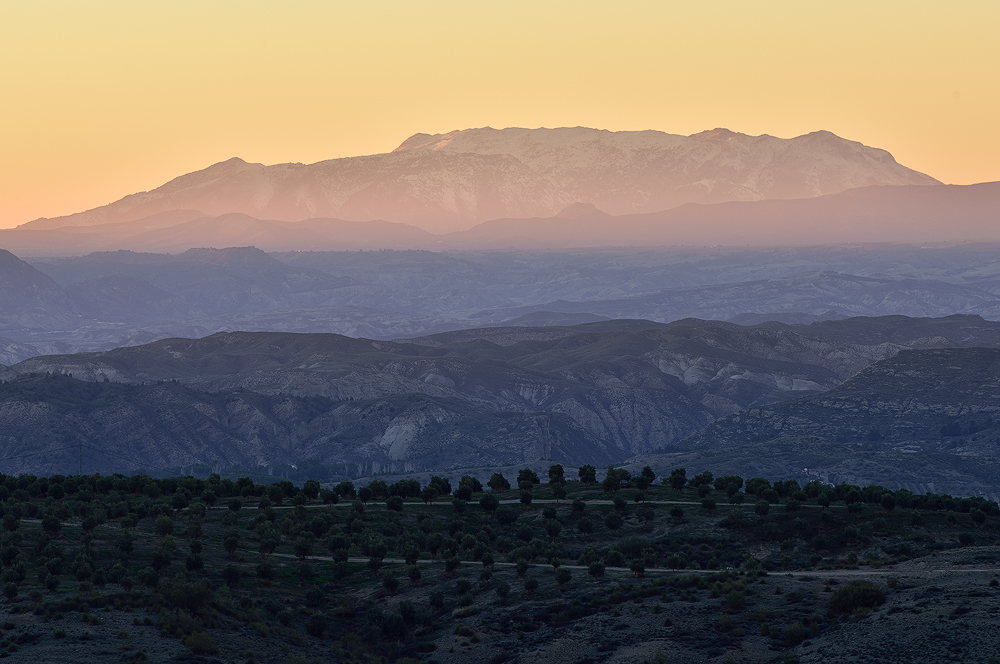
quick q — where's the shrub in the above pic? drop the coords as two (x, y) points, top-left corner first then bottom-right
(829, 580), (885, 615)
(162, 576), (214, 613)
(516, 559), (530, 576)
(182, 631), (218, 655)
(487, 473), (510, 492)
(555, 568), (572, 588)
(222, 564), (241, 587)
(606, 550), (626, 567)
(496, 506), (518, 526)
(155, 516), (174, 537)
(605, 513), (624, 531)
(306, 613), (327, 638)
(455, 578), (473, 596)
(629, 559), (645, 577)
(41, 513), (61, 536)
(256, 562), (277, 581)
(479, 493), (499, 514)
(724, 591), (746, 612)
(138, 567), (159, 588)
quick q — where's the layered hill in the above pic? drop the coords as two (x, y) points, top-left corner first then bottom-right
(685, 346), (1000, 449)
(668, 347), (1000, 497)
(6, 315), (1000, 477)
(18, 127), (937, 236)
(0, 373), (613, 476)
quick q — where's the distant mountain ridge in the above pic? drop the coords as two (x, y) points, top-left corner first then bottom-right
(19, 126), (938, 235)
(3, 181), (998, 256)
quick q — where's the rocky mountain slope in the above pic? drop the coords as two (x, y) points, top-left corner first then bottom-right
(6, 316), (1000, 477)
(686, 346), (1000, 449)
(668, 347), (1000, 497)
(0, 373), (614, 476)
(18, 127), (938, 235)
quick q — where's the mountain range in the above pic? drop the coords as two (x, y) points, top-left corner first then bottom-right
(4, 242), (1000, 362)
(12, 124), (1000, 255)
(5, 315), (1000, 486)
(18, 126), (938, 235)
(637, 346), (1000, 499)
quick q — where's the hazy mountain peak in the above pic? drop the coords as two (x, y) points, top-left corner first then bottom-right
(16, 126), (940, 236)
(553, 202), (609, 219)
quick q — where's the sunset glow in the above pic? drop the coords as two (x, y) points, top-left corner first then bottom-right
(1, 0), (998, 227)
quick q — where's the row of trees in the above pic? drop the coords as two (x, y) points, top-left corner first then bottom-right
(1, 465), (996, 519)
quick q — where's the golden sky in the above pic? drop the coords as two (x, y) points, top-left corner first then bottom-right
(1, 0), (998, 228)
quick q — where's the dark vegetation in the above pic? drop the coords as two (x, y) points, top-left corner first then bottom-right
(0, 464), (997, 662)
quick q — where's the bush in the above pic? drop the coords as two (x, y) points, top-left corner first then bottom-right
(487, 473), (510, 492)
(256, 562), (277, 581)
(222, 564), (241, 587)
(182, 631), (218, 655)
(496, 506), (518, 526)
(494, 579), (510, 602)
(606, 550), (626, 567)
(829, 580), (885, 615)
(306, 613), (327, 638)
(41, 513), (61, 536)
(155, 516), (174, 537)
(555, 568), (572, 587)
(479, 493), (499, 514)
(516, 558), (530, 576)
(162, 576), (214, 613)
(138, 567), (159, 588)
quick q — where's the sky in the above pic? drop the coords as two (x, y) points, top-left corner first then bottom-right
(1, 0), (998, 228)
